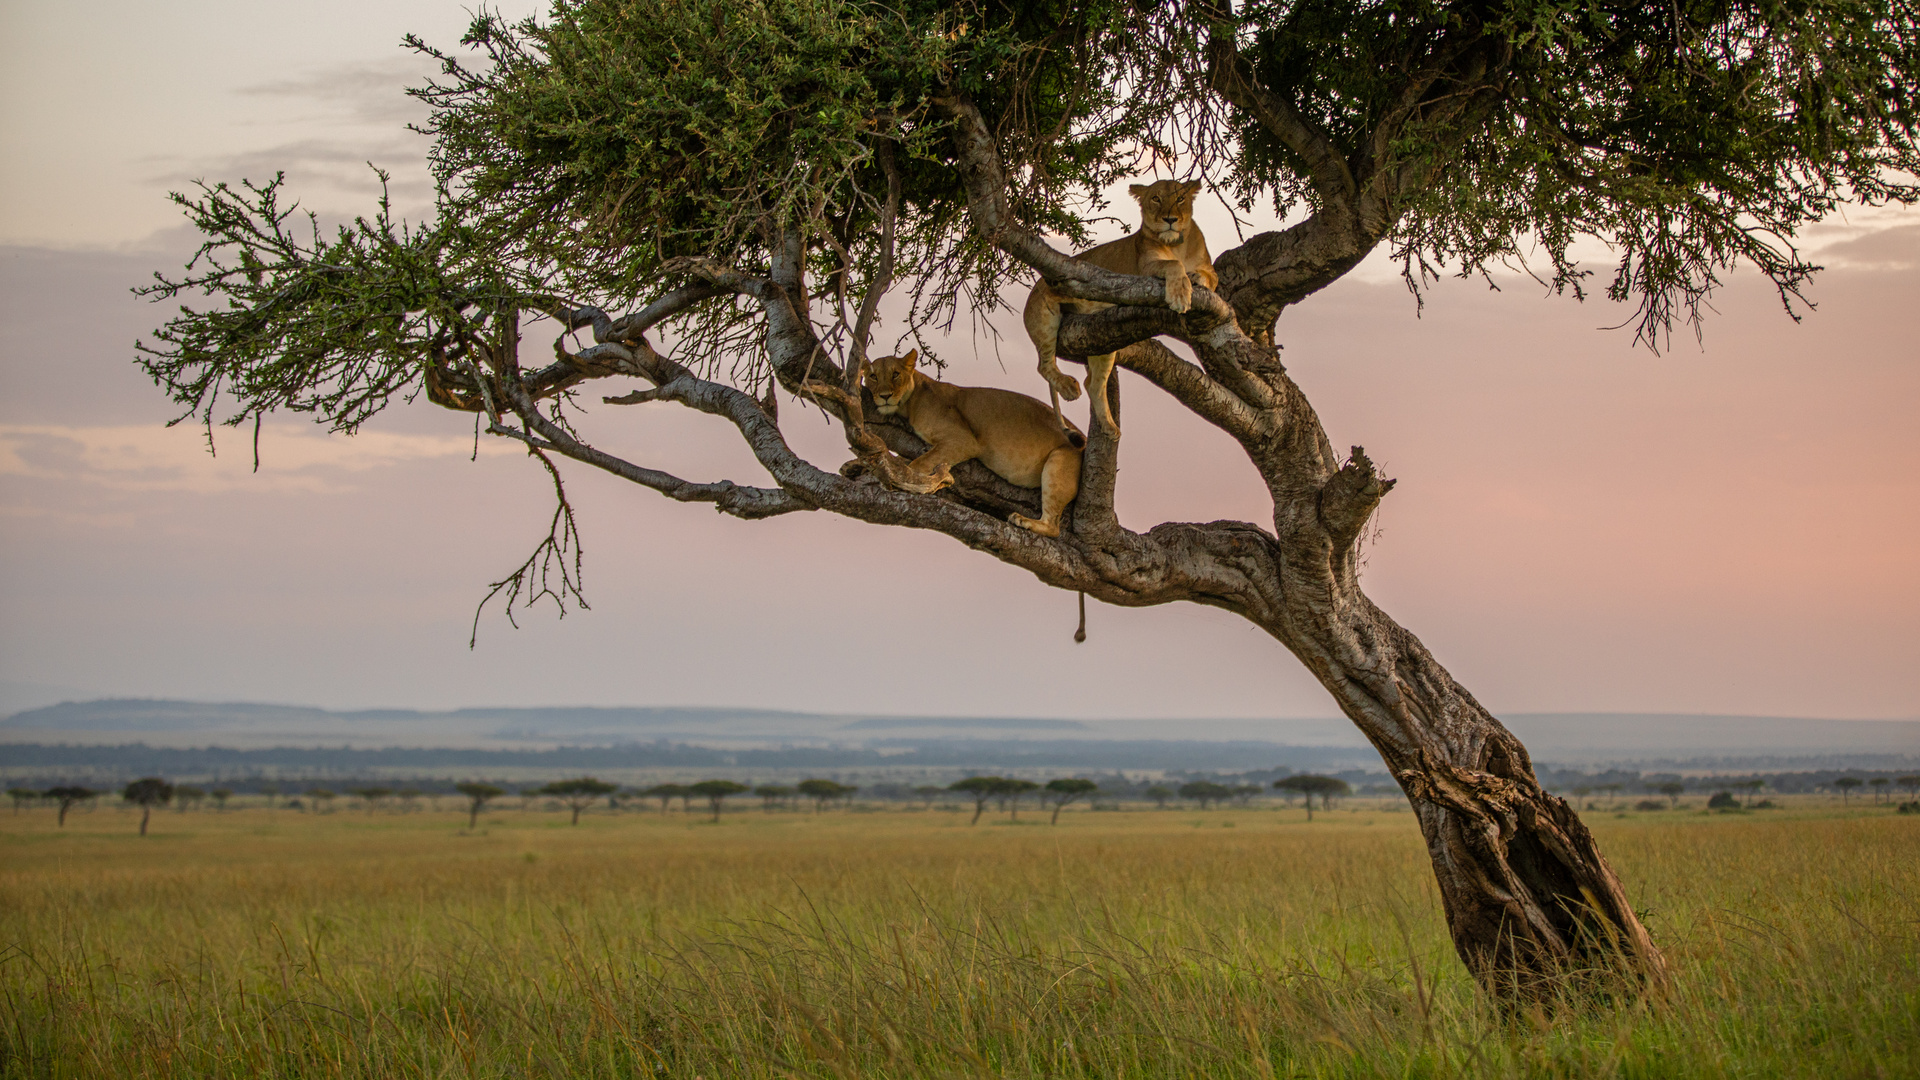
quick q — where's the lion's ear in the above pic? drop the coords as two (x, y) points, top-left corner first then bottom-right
(1127, 184), (1147, 198)
(1182, 180), (1203, 196)
(902, 348), (919, 368)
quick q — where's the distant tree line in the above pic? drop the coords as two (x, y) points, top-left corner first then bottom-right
(12, 771), (1917, 834)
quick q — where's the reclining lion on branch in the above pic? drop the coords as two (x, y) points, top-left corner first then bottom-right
(1022, 178), (1217, 435)
(853, 349), (1085, 539)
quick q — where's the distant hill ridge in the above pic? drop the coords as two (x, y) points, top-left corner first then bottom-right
(2, 699), (1914, 761)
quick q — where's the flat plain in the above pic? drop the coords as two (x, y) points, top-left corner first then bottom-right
(2, 798), (1915, 1078)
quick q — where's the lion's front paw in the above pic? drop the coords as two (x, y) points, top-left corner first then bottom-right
(1009, 512), (1061, 538)
(1046, 369), (1084, 402)
(1165, 275), (1193, 313)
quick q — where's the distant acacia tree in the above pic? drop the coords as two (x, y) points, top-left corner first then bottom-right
(210, 788), (233, 811)
(994, 779), (1039, 821)
(7, 788), (37, 815)
(123, 778), (173, 836)
(1869, 778), (1890, 804)
(350, 785), (393, 813)
(1899, 777), (1920, 801)
(456, 782), (505, 829)
(913, 785), (944, 810)
(305, 787), (337, 813)
(258, 782), (280, 809)
(1736, 779), (1767, 808)
(1231, 784), (1262, 806)
(1143, 785), (1173, 810)
(1044, 778), (1098, 824)
(1834, 778), (1862, 806)
(539, 777), (619, 825)
(174, 785), (205, 813)
(754, 784), (795, 812)
(46, 786), (96, 827)
(1274, 775), (1349, 821)
(688, 779), (750, 823)
(948, 777), (1003, 826)
(798, 779), (851, 813)
(642, 783), (688, 813)
(395, 788), (422, 812)
(1653, 782), (1686, 809)
(1179, 781), (1232, 810)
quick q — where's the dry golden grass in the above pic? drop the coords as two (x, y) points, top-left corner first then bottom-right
(2, 801), (1915, 1078)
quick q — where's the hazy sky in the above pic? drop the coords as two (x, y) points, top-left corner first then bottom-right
(2, 1), (1916, 721)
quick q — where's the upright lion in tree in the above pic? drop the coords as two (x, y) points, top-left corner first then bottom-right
(1022, 179), (1216, 434)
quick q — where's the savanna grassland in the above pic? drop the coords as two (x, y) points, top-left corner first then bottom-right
(2, 799), (1914, 1079)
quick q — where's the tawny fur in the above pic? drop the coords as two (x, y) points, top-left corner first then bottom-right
(862, 349), (1085, 538)
(1022, 179), (1217, 435)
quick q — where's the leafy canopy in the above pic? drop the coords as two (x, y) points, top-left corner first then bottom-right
(140, 0), (1919, 449)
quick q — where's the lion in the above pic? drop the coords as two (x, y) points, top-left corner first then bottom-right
(862, 349), (1085, 537)
(1022, 178), (1217, 435)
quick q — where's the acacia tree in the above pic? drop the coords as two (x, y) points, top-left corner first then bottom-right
(949, 776), (1003, 825)
(689, 779), (751, 822)
(539, 777), (620, 824)
(641, 782), (689, 814)
(798, 778), (852, 812)
(123, 778), (173, 837)
(456, 781), (505, 828)
(995, 778), (1040, 820)
(137, 0), (1919, 1000)
(1275, 774), (1350, 819)
(45, 786), (96, 827)
(1179, 780), (1233, 809)
(1045, 777), (1099, 824)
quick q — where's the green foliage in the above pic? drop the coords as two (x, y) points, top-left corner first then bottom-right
(140, 0), (1920, 458)
(1221, 0), (1920, 343)
(137, 175), (522, 436)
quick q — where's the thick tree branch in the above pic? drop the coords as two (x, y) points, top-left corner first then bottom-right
(1201, 6), (1356, 215)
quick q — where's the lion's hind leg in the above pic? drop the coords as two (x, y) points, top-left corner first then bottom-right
(1009, 445), (1081, 538)
(1084, 352), (1120, 436)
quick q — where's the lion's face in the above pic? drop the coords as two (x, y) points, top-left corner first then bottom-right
(1128, 179), (1203, 245)
(864, 349), (920, 415)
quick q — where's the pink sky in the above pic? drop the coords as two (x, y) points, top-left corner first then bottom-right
(1, 2), (1915, 720)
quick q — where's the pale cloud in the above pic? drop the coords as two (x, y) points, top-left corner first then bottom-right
(0, 422), (514, 494)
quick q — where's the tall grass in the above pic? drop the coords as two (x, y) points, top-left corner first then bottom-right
(2, 805), (1914, 1078)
